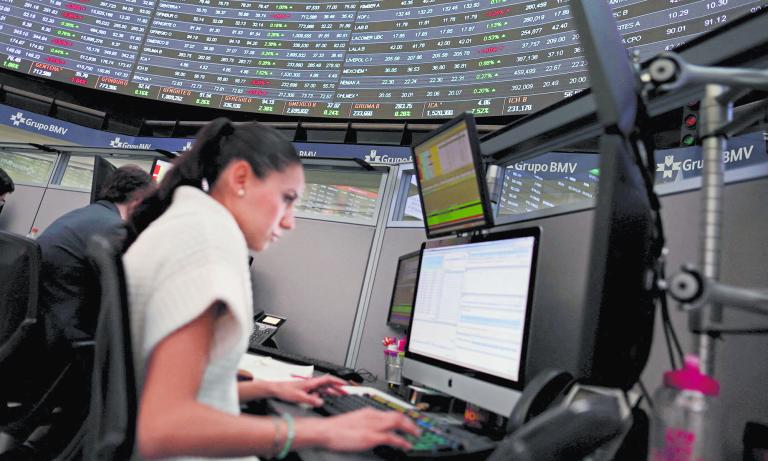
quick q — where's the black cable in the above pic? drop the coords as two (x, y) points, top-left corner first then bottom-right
(706, 327), (768, 335)
(637, 380), (654, 411)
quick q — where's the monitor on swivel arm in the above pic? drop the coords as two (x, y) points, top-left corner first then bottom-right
(403, 227), (540, 416)
(411, 113), (494, 239)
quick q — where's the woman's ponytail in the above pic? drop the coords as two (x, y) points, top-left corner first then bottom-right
(126, 117), (299, 248)
(126, 118), (234, 247)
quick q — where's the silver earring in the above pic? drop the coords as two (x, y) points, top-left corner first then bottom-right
(201, 178), (210, 192)
(237, 189), (245, 197)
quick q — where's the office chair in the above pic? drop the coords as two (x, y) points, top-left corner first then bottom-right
(0, 231), (41, 371)
(71, 235), (137, 460)
(0, 230), (52, 439)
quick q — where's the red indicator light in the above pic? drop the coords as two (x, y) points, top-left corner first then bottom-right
(247, 89), (268, 96)
(51, 38), (73, 46)
(271, 13), (290, 19)
(46, 56), (66, 64)
(70, 77), (88, 85)
(684, 114), (697, 128)
(250, 79), (270, 86)
(66, 3), (86, 10)
(61, 12), (83, 19)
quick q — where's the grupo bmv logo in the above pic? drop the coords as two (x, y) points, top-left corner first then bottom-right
(10, 112), (25, 126)
(363, 149), (411, 164)
(656, 155), (682, 179)
(109, 137), (151, 149)
(8, 111), (68, 135)
(656, 145), (756, 182)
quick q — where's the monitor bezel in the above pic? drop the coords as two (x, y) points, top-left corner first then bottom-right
(385, 249), (421, 329)
(411, 112), (494, 239)
(404, 226), (540, 391)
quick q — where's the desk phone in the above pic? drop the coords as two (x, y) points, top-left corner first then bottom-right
(249, 313), (286, 348)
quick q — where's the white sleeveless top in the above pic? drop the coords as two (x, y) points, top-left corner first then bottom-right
(124, 186), (256, 461)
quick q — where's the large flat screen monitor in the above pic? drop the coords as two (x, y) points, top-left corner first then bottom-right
(386, 250), (421, 329)
(404, 227), (539, 416)
(412, 113), (493, 238)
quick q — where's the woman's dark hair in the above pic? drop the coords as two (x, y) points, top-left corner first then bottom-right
(127, 118), (300, 246)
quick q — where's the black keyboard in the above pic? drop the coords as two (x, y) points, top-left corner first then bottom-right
(316, 393), (497, 459)
(248, 344), (363, 383)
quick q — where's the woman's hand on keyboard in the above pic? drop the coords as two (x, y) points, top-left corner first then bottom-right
(317, 408), (421, 452)
(270, 374), (347, 406)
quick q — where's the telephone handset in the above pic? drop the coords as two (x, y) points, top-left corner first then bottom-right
(249, 313), (286, 348)
(487, 369), (631, 461)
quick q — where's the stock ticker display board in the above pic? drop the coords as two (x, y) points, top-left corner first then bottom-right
(0, 0), (764, 119)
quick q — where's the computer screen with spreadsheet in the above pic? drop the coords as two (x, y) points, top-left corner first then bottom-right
(404, 227), (539, 415)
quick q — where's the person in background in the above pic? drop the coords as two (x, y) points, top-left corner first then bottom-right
(38, 164), (154, 343)
(125, 118), (419, 460)
(0, 167), (15, 216)
(0, 165), (153, 459)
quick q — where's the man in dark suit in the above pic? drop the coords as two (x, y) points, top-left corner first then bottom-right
(38, 164), (153, 343)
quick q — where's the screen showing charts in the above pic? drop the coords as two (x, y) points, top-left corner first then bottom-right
(0, 0), (760, 119)
(413, 118), (487, 236)
(408, 234), (537, 383)
(387, 251), (420, 328)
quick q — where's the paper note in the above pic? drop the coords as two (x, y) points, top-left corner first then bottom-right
(239, 353), (314, 382)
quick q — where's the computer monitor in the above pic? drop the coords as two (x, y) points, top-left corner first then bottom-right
(90, 156), (117, 204)
(386, 250), (420, 329)
(403, 227), (539, 416)
(150, 158), (173, 184)
(411, 113), (493, 238)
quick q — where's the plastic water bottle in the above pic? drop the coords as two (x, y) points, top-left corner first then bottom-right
(648, 355), (722, 461)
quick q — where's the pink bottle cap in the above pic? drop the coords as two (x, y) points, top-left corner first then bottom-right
(664, 355), (719, 396)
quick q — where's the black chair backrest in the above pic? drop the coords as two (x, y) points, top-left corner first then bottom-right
(0, 231), (40, 363)
(84, 235), (137, 460)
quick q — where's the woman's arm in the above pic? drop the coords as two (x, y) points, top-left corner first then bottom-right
(138, 304), (420, 460)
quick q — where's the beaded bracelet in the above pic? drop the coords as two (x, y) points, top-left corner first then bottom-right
(276, 413), (295, 460)
(270, 415), (283, 456)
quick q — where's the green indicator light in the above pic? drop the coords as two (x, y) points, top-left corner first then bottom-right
(59, 21), (78, 28)
(257, 60), (274, 66)
(134, 90), (149, 96)
(483, 34), (502, 41)
(589, 168), (600, 176)
(56, 30), (74, 37)
(3, 61), (20, 70)
(195, 99), (211, 105)
(682, 134), (696, 146)
(323, 109), (340, 116)
(266, 32), (282, 37)
(394, 111), (411, 117)
(261, 51), (278, 56)
(50, 48), (67, 55)
(259, 106), (274, 112)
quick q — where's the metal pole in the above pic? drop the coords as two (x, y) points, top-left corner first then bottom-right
(693, 84), (732, 376)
